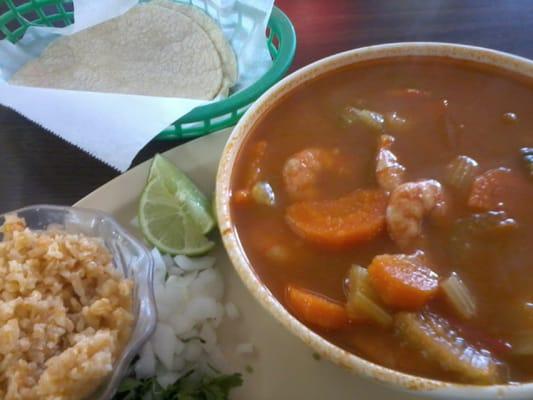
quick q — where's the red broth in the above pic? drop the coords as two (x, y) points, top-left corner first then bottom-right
(230, 57), (533, 384)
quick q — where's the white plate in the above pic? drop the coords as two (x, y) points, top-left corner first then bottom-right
(75, 128), (421, 400)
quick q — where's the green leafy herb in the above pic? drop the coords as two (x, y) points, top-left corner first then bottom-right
(117, 377), (144, 393)
(244, 365), (254, 374)
(113, 371), (242, 400)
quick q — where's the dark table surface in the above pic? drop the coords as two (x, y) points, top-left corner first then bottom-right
(1, 0), (533, 213)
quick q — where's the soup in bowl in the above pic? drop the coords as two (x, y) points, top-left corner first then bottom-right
(216, 43), (533, 398)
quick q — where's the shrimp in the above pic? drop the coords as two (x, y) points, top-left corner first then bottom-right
(376, 135), (406, 192)
(386, 179), (446, 248)
(282, 148), (350, 201)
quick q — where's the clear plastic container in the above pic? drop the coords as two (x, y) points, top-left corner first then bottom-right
(0, 205), (157, 400)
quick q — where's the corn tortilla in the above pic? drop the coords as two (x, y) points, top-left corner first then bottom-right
(11, 4), (223, 100)
(153, 0), (238, 96)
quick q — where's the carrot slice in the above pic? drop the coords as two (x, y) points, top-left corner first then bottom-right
(285, 189), (388, 248)
(285, 285), (349, 330)
(368, 252), (439, 310)
(468, 167), (519, 211)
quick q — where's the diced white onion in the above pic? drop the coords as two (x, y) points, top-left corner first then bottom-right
(135, 341), (156, 379)
(172, 354), (186, 371)
(162, 254), (176, 269)
(151, 248), (167, 286)
(167, 266), (182, 276)
(189, 269), (224, 300)
(173, 338), (185, 356)
(199, 322), (217, 348)
(168, 313), (195, 336)
(174, 254), (216, 272)
(185, 297), (218, 322)
(134, 243), (233, 385)
(152, 323), (178, 370)
(153, 290), (173, 322)
(183, 341), (203, 362)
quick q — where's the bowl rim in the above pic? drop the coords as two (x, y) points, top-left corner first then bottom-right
(216, 42), (533, 399)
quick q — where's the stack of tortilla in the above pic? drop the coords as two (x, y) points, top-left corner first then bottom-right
(10, 0), (238, 100)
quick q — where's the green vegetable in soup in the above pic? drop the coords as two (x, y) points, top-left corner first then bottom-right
(395, 312), (502, 384)
(450, 211), (518, 267)
(340, 106), (385, 133)
(345, 265), (392, 328)
(445, 155), (480, 195)
(520, 147), (533, 178)
(251, 181), (276, 206)
(441, 272), (476, 320)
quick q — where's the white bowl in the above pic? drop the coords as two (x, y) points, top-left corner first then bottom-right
(216, 42), (533, 399)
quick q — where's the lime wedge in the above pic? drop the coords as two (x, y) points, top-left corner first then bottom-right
(148, 154), (215, 234)
(139, 177), (215, 256)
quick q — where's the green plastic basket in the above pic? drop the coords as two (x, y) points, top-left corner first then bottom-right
(0, 1), (296, 140)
